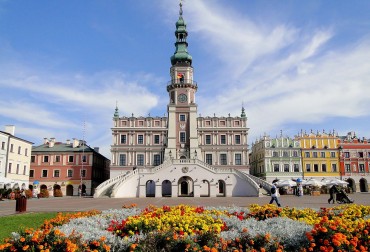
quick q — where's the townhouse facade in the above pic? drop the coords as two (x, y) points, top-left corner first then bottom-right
(338, 132), (370, 192)
(250, 130), (370, 192)
(30, 138), (110, 196)
(0, 125), (33, 189)
(249, 134), (302, 183)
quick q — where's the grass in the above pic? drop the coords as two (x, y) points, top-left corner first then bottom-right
(0, 212), (59, 242)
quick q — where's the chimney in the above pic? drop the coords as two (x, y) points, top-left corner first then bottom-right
(72, 138), (79, 148)
(4, 125), (15, 136)
(66, 139), (70, 145)
(94, 147), (100, 153)
(44, 138), (49, 144)
(49, 138), (55, 148)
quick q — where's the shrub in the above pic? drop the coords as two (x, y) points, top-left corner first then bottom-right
(24, 189), (33, 199)
(39, 189), (49, 198)
(54, 189), (63, 197)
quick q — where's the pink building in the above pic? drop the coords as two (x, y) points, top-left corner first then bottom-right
(30, 138), (110, 196)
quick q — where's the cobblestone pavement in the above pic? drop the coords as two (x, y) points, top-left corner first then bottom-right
(0, 193), (369, 216)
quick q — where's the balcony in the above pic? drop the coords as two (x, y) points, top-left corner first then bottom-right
(167, 79), (198, 91)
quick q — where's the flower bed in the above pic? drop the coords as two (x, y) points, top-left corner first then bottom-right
(1, 204), (370, 251)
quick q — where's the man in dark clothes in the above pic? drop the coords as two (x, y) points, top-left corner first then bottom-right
(328, 185), (338, 204)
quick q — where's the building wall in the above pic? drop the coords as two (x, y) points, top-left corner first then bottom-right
(0, 133), (8, 179)
(298, 132), (340, 179)
(30, 139), (110, 196)
(250, 135), (302, 183)
(5, 134), (32, 189)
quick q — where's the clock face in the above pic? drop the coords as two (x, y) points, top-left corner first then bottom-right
(178, 94), (187, 103)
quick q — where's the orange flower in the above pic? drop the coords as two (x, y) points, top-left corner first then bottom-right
(22, 245), (29, 250)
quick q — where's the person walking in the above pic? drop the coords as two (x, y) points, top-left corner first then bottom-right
(328, 185), (338, 204)
(269, 184), (281, 207)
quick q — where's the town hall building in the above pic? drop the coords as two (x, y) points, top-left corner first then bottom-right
(94, 3), (262, 198)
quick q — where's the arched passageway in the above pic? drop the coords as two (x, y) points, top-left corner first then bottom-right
(162, 180), (172, 197)
(146, 180), (155, 197)
(178, 176), (193, 197)
(359, 178), (368, 192)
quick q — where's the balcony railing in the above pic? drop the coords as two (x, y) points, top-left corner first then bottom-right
(167, 79), (197, 86)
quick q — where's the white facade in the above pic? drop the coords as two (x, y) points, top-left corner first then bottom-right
(95, 4), (260, 198)
(0, 125), (33, 189)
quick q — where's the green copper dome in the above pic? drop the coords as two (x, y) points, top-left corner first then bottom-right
(170, 2), (192, 66)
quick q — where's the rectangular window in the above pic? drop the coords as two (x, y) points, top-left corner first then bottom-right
(23, 165), (26, 175)
(138, 135), (144, 144)
(55, 155), (61, 162)
(306, 164), (311, 172)
(283, 164), (289, 172)
(1, 142), (4, 150)
(345, 164), (351, 172)
(344, 152), (350, 158)
(80, 169), (86, 178)
(235, 135), (241, 144)
(205, 135), (211, 144)
(322, 164), (327, 172)
(82, 155), (87, 163)
(273, 151), (278, 157)
(206, 154), (212, 165)
(10, 144), (13, 152)
(305, 152), (310, 158)
(31, 156), (35, 163)
(8, 163), (12, 173)
(294, 164), (299, 172)
(68, 156), (74, 163)
(283, 151), (288, 157)
(137, 154), (144, 166)
(42, 170), (48, 177)
(67, 170), (73, 177)
(313, 152), (318, 158)
(154, 135), (160, 144)
(293, 151), (298, 157)
(119, 154), (126, 166)
(220, 154), (227, 165)
(120, 135), (127, 144)
(331, 152), (336, 158)
(235, 154), (242, 165)
(16, 164), (20, 174)
(359, 152), (364, 158)
(321, 152), (325, 158)
(30, 170), (34, 178)
(180, 132), (186, 143)
(18, 146), (21, 154)
(359, 164), (365, 172)
(25, 148), (28, 156)
(153, 154), (161, 166)
(43, 156), (49, 162)
(220, 135), (226, 144)
(274, 164), (279, 172)
(314, 164), (319, 172)
(179, 114), (186, 121)
(332, 164), (337, 172)
(54, 170), (60, 177)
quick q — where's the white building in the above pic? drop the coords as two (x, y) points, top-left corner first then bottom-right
(94, 3), (263, 198)
(0, 125), (33, 189)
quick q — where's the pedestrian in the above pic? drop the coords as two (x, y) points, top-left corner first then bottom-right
(328, 185), (338, 204)
(269, 184), (281, 207)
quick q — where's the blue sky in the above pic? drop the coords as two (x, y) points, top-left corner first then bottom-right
(1, 0), (370, 158)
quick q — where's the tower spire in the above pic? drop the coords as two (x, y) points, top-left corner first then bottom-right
(170, 0), (192, 66)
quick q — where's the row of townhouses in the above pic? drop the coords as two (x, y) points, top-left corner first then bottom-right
(249, 131), (370, 192)
(0, 125), (110, 196)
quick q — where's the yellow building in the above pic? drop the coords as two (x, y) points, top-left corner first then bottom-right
(297, 131), (340, 179)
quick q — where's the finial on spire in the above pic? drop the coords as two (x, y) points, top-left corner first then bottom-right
(179, 0), (183, 16)
(113, 101), (119, 119)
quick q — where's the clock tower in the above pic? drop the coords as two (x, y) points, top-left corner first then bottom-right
(166, 2), (199, 160)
